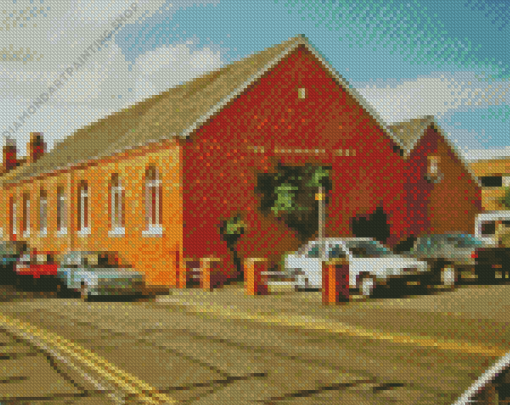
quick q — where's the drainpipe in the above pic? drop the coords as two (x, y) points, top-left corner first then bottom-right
(69, 170), (75, 251)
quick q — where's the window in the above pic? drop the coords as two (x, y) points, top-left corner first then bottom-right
(10, 198), (16, 237)
(425, 155), (443, 183)
(143, 166), (162, 236)
(307, 244), (325, 259)
(57, 186), (67, 234)
(328, 244), (347, 260)
(22, 193), (30, 237)
(77, 181), (89, 233)
(480, 176), (503, 188)
(109, 174), (125, 236)
(427, 156), (439, 176)
(298, 87), (306, 99)
(39, 190), (47, 235)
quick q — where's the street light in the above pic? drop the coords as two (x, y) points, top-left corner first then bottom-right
(316, 186), (326, 259)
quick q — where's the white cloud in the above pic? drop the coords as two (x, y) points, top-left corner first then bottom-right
(463, 146), (510, 162)
(355, 71), (510, 123)
(133, 40), (223, 101)
(0, 1), (225, 156)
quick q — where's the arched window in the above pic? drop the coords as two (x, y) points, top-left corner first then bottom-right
(39, 190), (47, 235)
(10, 197), (16, 238)
(109, 174), (125, 234)
(144, 166), (162, 235)
(56, 186), (67, 234)
(22, 193), (30, 237)
(77, 181), (89, 232)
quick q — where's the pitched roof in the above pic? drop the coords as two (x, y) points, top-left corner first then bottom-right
(388, 115), (482, 188)
(3, 35), (403, 185)
(387, 116), (435, 152)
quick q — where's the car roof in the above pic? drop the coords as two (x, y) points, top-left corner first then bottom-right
(63, 251), (115, 255)
(312, 238), (376, 243)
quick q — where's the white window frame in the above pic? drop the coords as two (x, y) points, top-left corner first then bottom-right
(56, 188), (67, 236)
(11, 201), (16, 236)
(143, 168), (163, 237)
(109, 176), (125, 237)
(429, 156), (439, 175)
(39, 191), (47, 236)
(22, 196), (30, 238)
(78, 183), (90, 236)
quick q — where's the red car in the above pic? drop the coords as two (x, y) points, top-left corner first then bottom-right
(16, 251), (59, 289)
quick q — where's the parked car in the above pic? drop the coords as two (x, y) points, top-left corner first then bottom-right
(56, 251), (145, 301)
(399, 233), (486, 288)
(15, 251), (59, 289)
(284, 238), (429, 297)
(402, 232), (510, 287)
(0, 241), (29, 284)
(473, 245), (510, 283)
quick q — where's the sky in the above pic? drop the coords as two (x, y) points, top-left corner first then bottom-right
(0, 0), (508, 161)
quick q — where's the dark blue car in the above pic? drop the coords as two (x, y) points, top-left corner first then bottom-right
(0, 241), (29, 284)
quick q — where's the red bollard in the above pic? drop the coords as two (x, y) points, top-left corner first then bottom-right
(322, 258), (350, 304)
(200, 258), (221, 291)
(244, 258), (269, 296)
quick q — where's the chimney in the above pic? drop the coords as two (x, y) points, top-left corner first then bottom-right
(28, 132), (46, 164)
(2, 136), (17, 173)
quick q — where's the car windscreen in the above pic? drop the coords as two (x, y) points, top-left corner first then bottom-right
(444, 235), (484, 248)
(345, 241), (394, 258)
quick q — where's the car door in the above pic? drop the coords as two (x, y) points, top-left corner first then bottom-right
(346, 242), (385, 284)
(303, 242), (325, 287)
(59, 253), (77, 289)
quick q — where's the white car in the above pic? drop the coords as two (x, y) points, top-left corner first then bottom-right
(284, 238), (429, 297)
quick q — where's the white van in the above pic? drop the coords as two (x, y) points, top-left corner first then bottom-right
(475, 211), (510, 246)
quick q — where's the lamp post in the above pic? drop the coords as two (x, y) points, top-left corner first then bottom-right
(316, 186), (326, 259)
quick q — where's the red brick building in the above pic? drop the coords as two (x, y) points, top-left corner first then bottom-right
(388, 116), (483, 241)
(0, 35), (482, 286)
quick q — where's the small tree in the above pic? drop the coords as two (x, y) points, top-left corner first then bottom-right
(219, 214), (246, 280)
(255, 163), (332, 243)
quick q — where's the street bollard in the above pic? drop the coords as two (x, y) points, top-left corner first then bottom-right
(322, 258), (350, 304)
(244, 258), (269, 296)
(200, 257), (222, 291)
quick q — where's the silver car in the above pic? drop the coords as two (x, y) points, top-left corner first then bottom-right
(402, 233), (486, 287)
(285, 238), (429, 297)
(57, 251), (145, 301)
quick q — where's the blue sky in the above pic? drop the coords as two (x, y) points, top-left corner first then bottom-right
(1, 0), (508, 160)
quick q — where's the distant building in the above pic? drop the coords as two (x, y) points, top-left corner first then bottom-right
(388, 116), (483, 238)
(469, 157), (510, 211)
(0, 35), (482, 287)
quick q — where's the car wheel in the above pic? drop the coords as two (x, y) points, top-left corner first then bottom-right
(294, 272), (309, 292)
(358, 275), (376, 298)
(80, 283), (90, 302)
(440, 265), (457, 288)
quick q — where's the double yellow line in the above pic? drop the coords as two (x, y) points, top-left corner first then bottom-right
(170, 300), (508, 358)
(0, 314), (174, 404)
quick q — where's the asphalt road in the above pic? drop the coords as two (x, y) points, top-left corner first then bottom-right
(0, 280), (509, 404)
